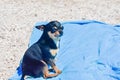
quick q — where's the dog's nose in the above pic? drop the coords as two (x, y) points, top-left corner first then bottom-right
(59, 30), (63, 36)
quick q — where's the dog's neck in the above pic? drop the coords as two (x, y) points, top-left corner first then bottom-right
(38, 31), (60, 49)
(52, 37), (60, 48)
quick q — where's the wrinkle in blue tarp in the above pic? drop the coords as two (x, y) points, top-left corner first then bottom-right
(9, 20), (120, 80)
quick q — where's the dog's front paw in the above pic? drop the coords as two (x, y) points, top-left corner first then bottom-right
(56, 70), (62, 74)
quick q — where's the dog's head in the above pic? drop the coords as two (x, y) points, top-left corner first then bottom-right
(36, 21), (64, 39)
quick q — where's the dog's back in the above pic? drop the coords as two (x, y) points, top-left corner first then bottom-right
(21, 43), (44, 79)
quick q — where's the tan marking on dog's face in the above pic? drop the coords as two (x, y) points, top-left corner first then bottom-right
(50, 49), (59, 56)
(48, 31), (56, 39)
(48, 31), (60, 39)
(54, 31), (60, 36)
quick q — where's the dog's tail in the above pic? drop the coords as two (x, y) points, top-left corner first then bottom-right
(20, 74), (25, 80)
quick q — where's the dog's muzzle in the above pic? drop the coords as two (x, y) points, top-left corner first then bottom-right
(51, 29), (63, 37)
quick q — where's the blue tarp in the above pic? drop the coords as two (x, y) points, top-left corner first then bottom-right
(9, 20), (120, 80)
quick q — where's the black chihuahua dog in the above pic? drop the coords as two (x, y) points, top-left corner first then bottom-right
(21, 21), (64, 80)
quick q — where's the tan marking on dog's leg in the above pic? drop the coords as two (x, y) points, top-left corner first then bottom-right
(41, 60), (59, 78)
(52, 66), (62, 74)
(43, 66), (59, 78)
(24, 75), (31, 79)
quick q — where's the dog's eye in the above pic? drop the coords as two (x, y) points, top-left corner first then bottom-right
(51, 27), (58, 33)
(52, 27), (58, 31)
(54, 27), (57, 30)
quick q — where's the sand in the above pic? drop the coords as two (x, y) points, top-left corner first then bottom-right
(0, 0), (120, 79)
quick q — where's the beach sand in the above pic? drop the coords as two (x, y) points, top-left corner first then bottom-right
(0, 0), (120, 79)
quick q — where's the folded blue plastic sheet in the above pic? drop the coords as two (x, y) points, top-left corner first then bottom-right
(9, 20), (120, 80)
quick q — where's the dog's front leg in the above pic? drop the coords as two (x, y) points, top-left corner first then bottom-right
(43, 65), (59, 79)
(41, 60), (59, 78)
(52, 65), (62, 74)
(48, 59), (62, 74)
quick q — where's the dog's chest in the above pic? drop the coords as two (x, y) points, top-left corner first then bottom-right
(50, 38), (60, 56)
(50, 49), (59, 56)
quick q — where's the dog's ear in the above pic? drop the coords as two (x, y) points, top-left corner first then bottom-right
(35, 25), (45, 31)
